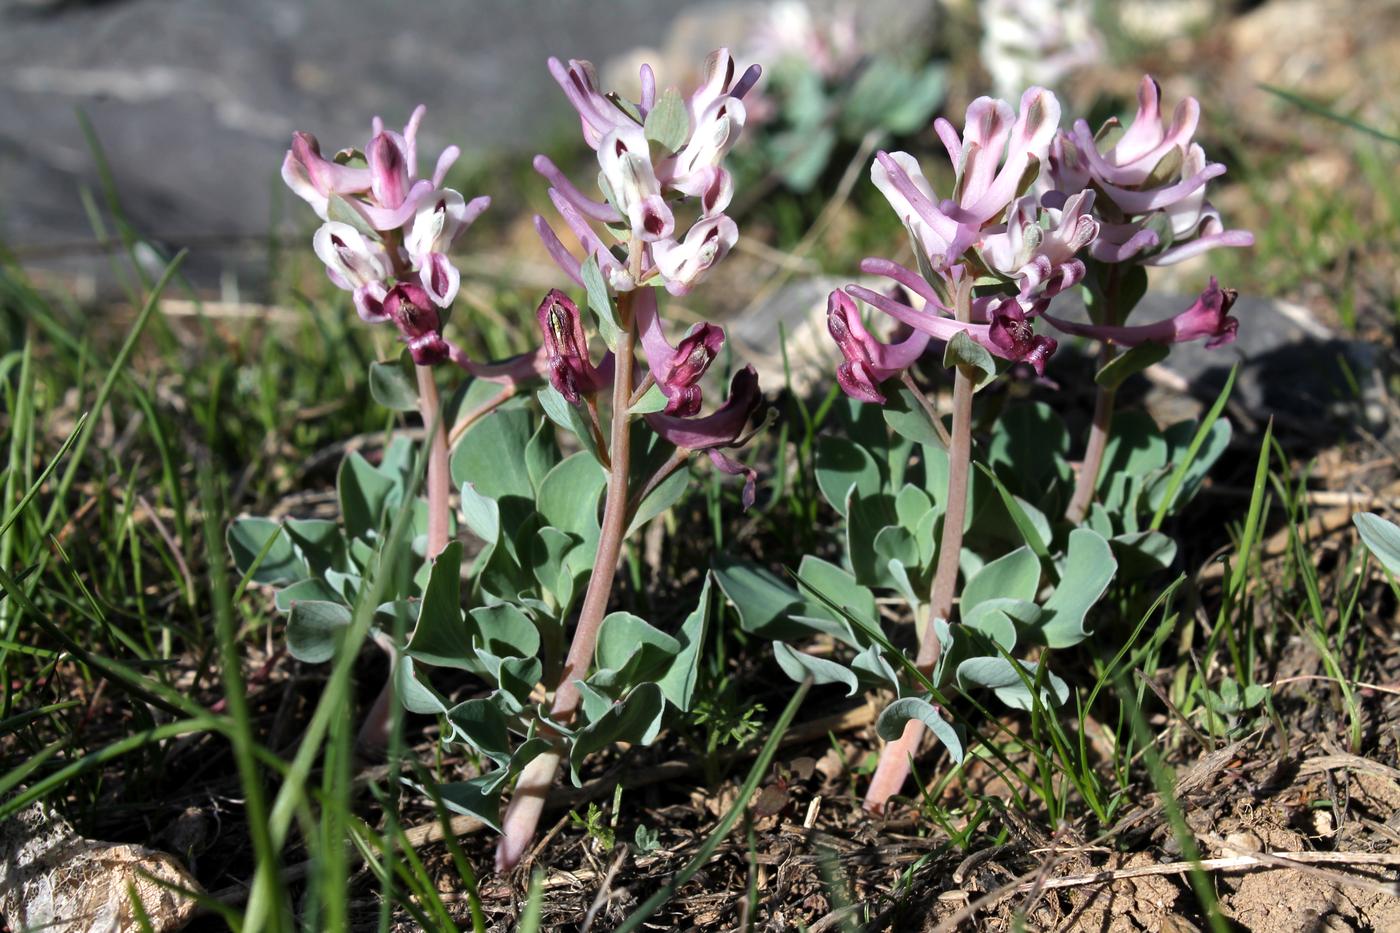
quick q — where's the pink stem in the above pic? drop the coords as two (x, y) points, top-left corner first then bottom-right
(1066, 266), (1123, 524)
(865, 280), (974, 813)
(1065, 344), (1117, 523)
(357, 365), (451, 753)
(496, 289), (638, 870)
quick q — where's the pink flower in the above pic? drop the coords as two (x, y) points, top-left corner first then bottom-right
(843, 262), (1058, 377)
(980, 190), (1098, 298)
(826, 289), (930, 403)
(650, 215), (738, 296)
(404, 190), (490, 307)
(871, 87), (1061, 270)
(536, 49), (757, 296)
(636, 289), (725, 416)
(1042, 277), (1239, 348)
(986, 298), (1058, 373)
(1049, 76), (1253, 266)
(281, 132), (372, 220)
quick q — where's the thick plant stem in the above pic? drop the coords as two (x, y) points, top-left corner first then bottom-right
(1065, 344), (1117, 524)
(416, 365), (452, 559)
(865, 281), (976, 814)
(1066, 265), (1123, 525)
(496, 292), (637, 871)
(357, 365), (451, 753)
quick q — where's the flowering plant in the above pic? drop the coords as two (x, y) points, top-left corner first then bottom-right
(231, 50), (767, 871)
(711, 76), (1250, 813)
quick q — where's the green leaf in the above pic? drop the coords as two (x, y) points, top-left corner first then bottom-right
(273, 577), (339, 613)
(883, 385), (945, 448)
(873, 525), (920, 582)
(655, 576), (711, 711)
(396, 655), (450, 715)
(987, 402), (1071, 498)
(537, 452), (606, 545)
(643, 86), (691, 153)
(773, 642), (859, 696)
(425, 769), (512, 833)
(1095, 342), (1169, 391)
(457, 483), (500, 545)
(285, 600), (353, 664)
(1151, 416), (1232, 518)
(369, 351), (421, 412)
(569, 683), (666, 784)
(405, 542), (471, 669)
(626, 464), (690, 536)
(325, 193), (377, 236)
(467, 602), (540, 661)
(1038, 529), (1116, 648)
(875, 697), (963, 763)
(628, 382), (669, 415)
(850, 643), (900, 690)
(525, 421), (561, 494)
(962, 546), (1040, 615)
(1102, 411), (1170, 483)
(1355, 512), (1400, 576)
(283, 519), (346, 578)
(879, 62), (947, 134)
(528, 526), (578, 609)
(537, 387), (605, 466)
(942, 331), (996, 389)
(1117, 265), (1149, 318)
(580, 256), (622, 350)
(446, 697), (513, 764)
(962, 599), (1035, 649)
(973, 463), (1052, 558)
(956, 656), (1068, 710)
(771, 126), (837, 191)
(338, 452), (397, 541)
(846, 490), (899, 586)
(593, 612), (681, 690)
(713, 556), (841, 641)
(450, 406), (535, 500)
(1149, 364), (1236, 528)
(1111, 531), (1178, 576)
(794, 556), (876, 641)
(227, 518), (304, 585)
(814, 436), (882, 517)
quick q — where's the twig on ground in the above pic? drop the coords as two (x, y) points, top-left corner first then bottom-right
(579, 848), (628, 933)
(1019, 848), (1400, 897)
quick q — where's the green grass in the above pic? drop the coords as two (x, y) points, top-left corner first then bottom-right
(3, 66), (1399, 930)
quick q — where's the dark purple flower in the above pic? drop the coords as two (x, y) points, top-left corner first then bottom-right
(536, 289), (608, 404)
(987, 298), (1058, 375)
(843, 263), (1057, 374)
(646, 366), (764, 508)
(384, 282), (449, 365)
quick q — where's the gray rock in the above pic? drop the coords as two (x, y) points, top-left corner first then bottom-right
(0, 0), (696, 282)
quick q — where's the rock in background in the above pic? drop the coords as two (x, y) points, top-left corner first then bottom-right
(0, 0), (697, 286)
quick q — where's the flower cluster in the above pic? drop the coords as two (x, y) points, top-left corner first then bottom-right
(828, 76), (1254, 403)
(533, 49), (766, 434)
(535, 49), (758, 297)
(282, 107), (537, 381)
(1048, 76), (1255, 267)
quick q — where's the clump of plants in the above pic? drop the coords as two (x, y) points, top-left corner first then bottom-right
(231, 49), (1252, 873)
